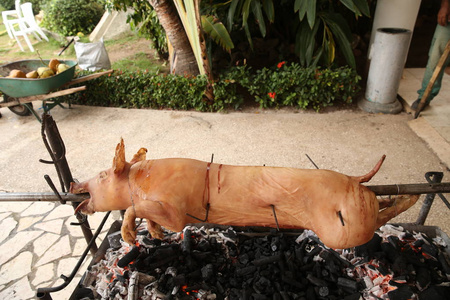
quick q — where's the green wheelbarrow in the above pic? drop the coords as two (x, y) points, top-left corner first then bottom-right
(0, 59), (112, 122)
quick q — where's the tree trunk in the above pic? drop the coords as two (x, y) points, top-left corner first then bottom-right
(148, 0), (199, 75)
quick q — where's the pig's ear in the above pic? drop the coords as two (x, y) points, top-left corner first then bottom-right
(130, 148), (147, 165)
(113, 138), (126, 175)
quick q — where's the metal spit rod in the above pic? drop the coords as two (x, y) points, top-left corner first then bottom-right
(0, 183), (449, 203)
(0, 192), (89, 202)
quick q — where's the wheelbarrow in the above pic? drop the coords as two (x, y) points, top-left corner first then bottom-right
(0, 59), (112, 122)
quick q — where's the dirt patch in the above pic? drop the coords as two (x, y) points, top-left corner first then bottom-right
(105, 37), (158, 64)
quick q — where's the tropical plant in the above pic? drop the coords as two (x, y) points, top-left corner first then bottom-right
(293, 0), (371, 68)
(227, 0), (275, 49)
(42, 0), (105, 36)
(226, 0), (370, 68)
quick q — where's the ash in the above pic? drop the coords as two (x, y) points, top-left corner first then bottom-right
(81, 224), (450, 300)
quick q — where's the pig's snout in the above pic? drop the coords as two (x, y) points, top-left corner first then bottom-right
(70, 181), (88, 194)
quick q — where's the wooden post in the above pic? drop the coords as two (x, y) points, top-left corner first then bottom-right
(414, 40), (450, 118)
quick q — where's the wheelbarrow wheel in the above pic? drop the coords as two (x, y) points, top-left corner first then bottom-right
(8, 103), (33, 116)
(3, 94), (33, 116)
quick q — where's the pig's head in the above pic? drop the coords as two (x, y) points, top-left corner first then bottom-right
(70, 138), (147, 215)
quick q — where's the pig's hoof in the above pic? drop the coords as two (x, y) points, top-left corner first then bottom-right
(121, 224), (137, 245)
(147, 222), (164, 240)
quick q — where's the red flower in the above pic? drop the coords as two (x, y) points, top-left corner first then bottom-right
(277, 61), (286, 68)
(268, 92), (276, 99)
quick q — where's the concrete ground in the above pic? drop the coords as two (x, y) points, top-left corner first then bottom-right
(0, 69), (449, 299)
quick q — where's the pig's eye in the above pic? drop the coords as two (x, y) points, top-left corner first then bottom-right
(99, 171), (108, 180)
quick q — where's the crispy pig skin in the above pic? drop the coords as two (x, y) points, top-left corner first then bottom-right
(71, 139), (419, 249)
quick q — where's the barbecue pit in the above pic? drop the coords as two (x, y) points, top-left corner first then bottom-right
(0, 113), (449, 299)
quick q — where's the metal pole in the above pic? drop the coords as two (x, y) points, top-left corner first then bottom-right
(367, 182), (450, 196)
(0, 192), (88, 202)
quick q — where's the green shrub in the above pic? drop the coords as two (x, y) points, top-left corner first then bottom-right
(61, 63), (360, 112)
(42, 0), (104, 36)
(0, 0), (14, 10)
(224, 62), (361, 111)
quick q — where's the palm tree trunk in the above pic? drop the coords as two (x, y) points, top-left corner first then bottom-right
(148, 0), (199, 75)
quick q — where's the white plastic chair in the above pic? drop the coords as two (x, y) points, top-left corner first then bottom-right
(1, 0), (48, 52)
(1, 0), (21, 39)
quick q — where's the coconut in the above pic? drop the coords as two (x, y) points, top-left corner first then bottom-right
(9, 69), (27, 78)
(26, 70), (39, 78)
(48, 58), (60, 73)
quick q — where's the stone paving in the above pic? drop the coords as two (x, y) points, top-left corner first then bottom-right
(0, 201), (119, 299)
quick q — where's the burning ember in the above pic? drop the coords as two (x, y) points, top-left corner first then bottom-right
(80, 223), (450, 300)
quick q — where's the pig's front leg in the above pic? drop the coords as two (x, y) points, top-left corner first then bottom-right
(121, 207), (138, 245)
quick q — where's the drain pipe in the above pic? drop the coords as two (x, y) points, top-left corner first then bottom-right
(358, 27), (412, 114)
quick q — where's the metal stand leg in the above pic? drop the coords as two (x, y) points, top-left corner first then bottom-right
(41, 113), (97, 254)
(416, 172), (444, 225)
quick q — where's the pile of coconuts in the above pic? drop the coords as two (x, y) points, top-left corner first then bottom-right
(6, 59), (71, 79)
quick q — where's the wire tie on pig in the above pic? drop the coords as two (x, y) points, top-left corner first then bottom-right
(186, 161), (212, 222)
(134, 218), (143, 231)
(270, 205), (280, 231)
(218, 164), (223, 193)
(338, 210), (345, 226)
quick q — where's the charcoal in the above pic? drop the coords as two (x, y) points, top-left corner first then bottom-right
(388, 236), (402, 250)
(107, 231), (122, 249)
(306, 285), (316, 300)
(182, 229), (192, 253)
(173, 274), (186, 286)
(271, 236), (280, 252)
(201, 263), (214, 280)
(252, 293), (267, 300)
(387, 285), (414, 300)
(413, 239), (425, 248)
(416, 267), (431, 291)
(317, 286), (329, 297)
(306, 273), (328, 287)
(252, 253), (283, 266)
(84, 225), (450, 300)
(239, 253), (250, 265)
(438, 252), (450, 274)
(421, 243), (438, 259)
(117, 246), (140, 268)
(236, 265), (257, 277)
(337, 277), (357, 291)
(343, 292), (361, 300)
(197, 239), (211, 252)
(392, 256), (409, 276)
(419, 285), (450, 300)
(381, 242), (400, 263)
(281, 274), (304, 289)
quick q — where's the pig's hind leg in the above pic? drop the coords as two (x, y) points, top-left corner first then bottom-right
(375, 194), (419, 228)
(146, 219), (164, 240)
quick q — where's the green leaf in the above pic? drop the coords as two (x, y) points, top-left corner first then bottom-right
(251, 0), (266, 37)
(339, 0), (361, 16)
(262, 0), (275, 23)
(352, 0), (371, 17)
(202, 15), (235, 52)
(242, 0), (252, 27)
(306, 0), (316, 29)
(243, 21), (254, 50)
(295, 0), (308, 21)
(296, 18), (319, 66)
(227, 0), (240, 31)
(322, 13), (356, 68)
